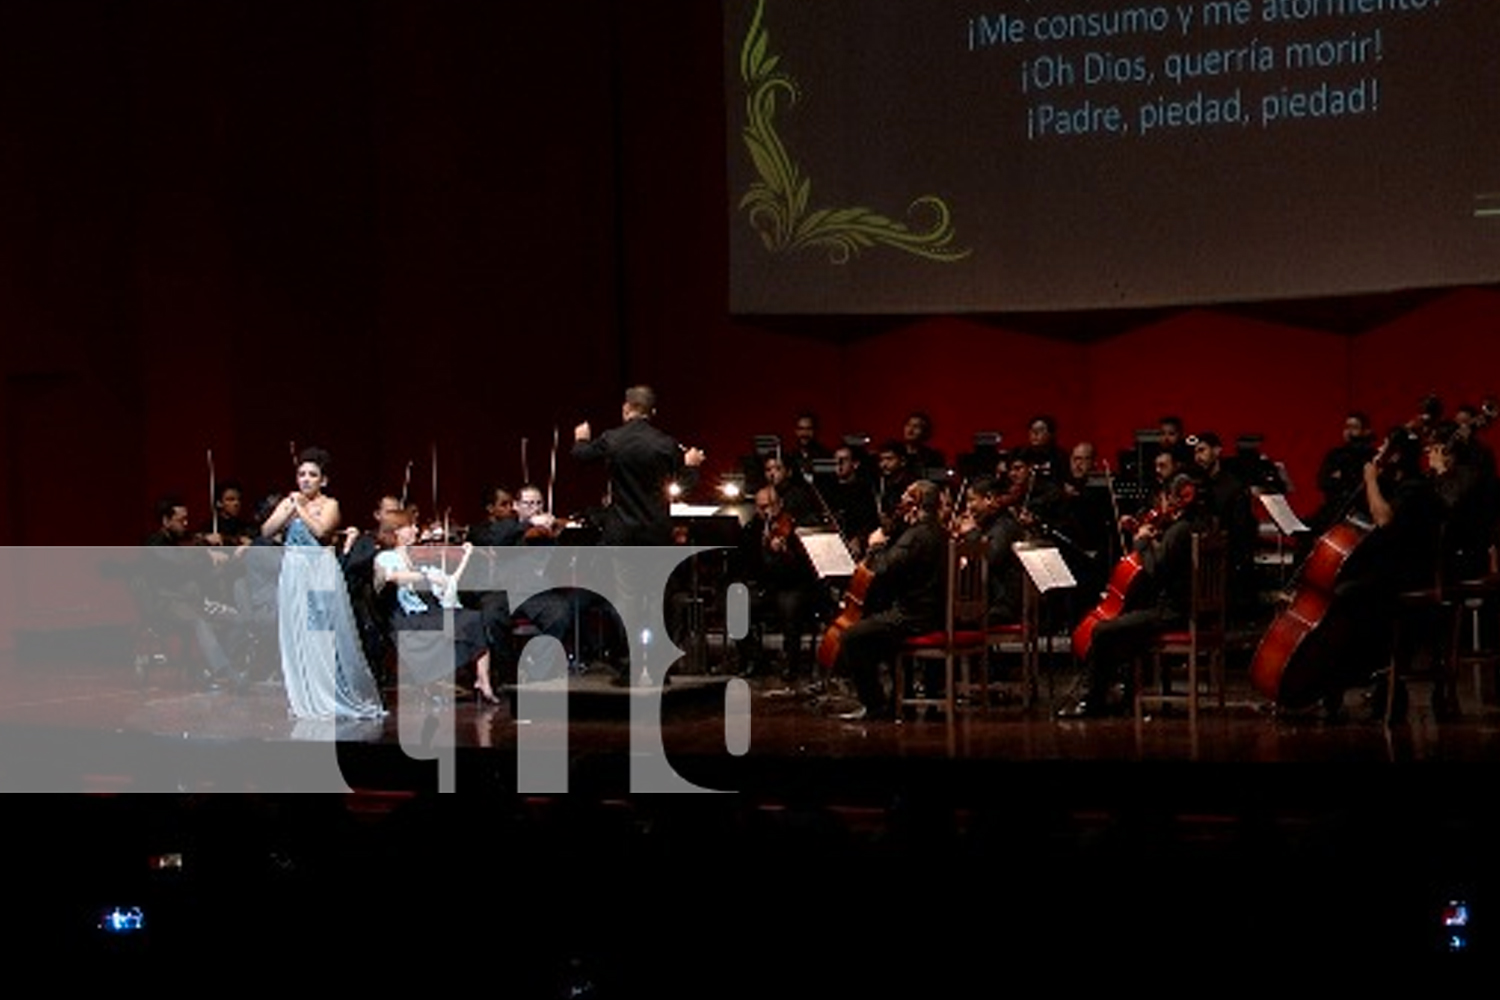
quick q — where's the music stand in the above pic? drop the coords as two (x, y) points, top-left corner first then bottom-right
(1257, 493), (1309, 589)
(1134, 429), (1163, 491)
(753, 434), (782, 458)
(671, 506), (742, 674)
(1014, 540), (1077, 708)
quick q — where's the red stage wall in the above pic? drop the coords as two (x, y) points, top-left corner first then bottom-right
(0, 1), (1496, 551)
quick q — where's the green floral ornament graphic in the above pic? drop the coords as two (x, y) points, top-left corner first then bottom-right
(738, 0), (970, 264)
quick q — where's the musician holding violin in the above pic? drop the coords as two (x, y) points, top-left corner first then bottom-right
(734, 487), (826, 682)
(1059, 472), (1209, 718)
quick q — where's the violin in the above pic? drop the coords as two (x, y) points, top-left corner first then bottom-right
(1072, 474), (1198, 663)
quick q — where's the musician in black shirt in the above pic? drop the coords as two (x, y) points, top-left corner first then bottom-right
(1191, 432), (1258, 621)
(735, 487), (826, 681)
(833, 480), (947, 720)
(1059, 476), (1209, 718)
(573, 385), (704, 684)
(574, 385), (703, 546)
(824, 445), (879, 557)
(1310, 411), (1376, 536)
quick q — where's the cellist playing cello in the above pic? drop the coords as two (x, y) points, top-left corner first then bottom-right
(1333, 425), (1443, 719)
(1253, 425), (1441, 722)
(1058, 473), (1209, 719)
(826, 480), (947, 722)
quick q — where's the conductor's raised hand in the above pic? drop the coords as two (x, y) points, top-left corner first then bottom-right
(683, 446), (705, 468)
(574, 422), (592, 443)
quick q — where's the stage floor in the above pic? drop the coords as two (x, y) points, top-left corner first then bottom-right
(9, 650), (1498, 974)
(2, 645), (1499, 793)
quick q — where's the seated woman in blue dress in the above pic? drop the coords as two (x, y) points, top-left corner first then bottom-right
(374, 514), (498, 703)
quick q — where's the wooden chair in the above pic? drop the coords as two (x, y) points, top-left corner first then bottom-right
(1379, 531), (1488, 727)
(1449, 573), (1500, 710)
(985, 553), (1050, 710)
(895, 534), (989, 720)
(1135, 531), (1229, 728)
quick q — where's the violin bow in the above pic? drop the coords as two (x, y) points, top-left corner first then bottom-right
(521, 437), (530, 489)
(1102, 459), (1129, 557)
(430, 442), (442, 545)
(207, 448), (218, 538)
(400, 459), (413, 509)
(548, 425), (559, 518)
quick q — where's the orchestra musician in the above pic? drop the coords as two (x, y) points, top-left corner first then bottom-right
(516, 484), (563, 543)
(1061, 442), (1115, 553)
(735, 487), (826, 683)
(831, 480), (947, 721)
(1428, 422), (1497, 584)
(1058, 473), (1211, 718)
(824, 445), (879, 559)
(1424, 424), (1497, 717)
(1189, 431), (1258, 621)
(873, 440), (916, 529)
(789, 411), (833, 483)
(901, 412), (946, 479)
(338, 494), (411, 685)
(991, 460), (1067, 623)
(374, 513), (498, 703)
(955, 476), (1020, 625)
(763, 454), (822, 528)
(1018, 415), (1067, 482)
(1314, 426), (1443, 721)
(198, 481), (254, 546)
(1452, 403), (1498, 482)
(467, 487), (525, 547)
(1059, 442), (1115, 620)
(1158, 415), (1195, 467)
(143, 495), (241, 690)
(1120, 450), (1186, 538)
(1309, 411), (1377, 537)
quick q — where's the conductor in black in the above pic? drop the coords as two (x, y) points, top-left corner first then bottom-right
(574, 385), (705, 683)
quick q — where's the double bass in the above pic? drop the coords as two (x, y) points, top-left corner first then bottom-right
(1251, 398), (1498, 706)
(1071, 474), (1198, 662)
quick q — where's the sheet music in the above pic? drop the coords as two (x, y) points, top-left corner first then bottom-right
(1257, 493), (1308, 535)
(670, 504), (726, 518)
(798, 530), (858, 578)
(1012, 542), (1076, 592)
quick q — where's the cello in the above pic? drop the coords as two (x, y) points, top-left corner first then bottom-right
(1071, 474), (1198, 662)
(1251, 398), (1499, 706)
(815, 492), (911, 672)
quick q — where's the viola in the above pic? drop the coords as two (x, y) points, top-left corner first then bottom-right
(1071, 476), (1197, 662)
(763, 510), (798, 552)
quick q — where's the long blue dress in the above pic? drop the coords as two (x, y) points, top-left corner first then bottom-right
(278, 516), (386, 720)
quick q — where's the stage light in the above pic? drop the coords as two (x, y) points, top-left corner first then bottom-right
(667, 481), (683, 499)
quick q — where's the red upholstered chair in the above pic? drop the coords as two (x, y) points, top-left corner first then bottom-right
(895, 534), (989, 720)
(1135, 531), (1229, 728)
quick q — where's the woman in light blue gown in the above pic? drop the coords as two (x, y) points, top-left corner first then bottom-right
(261, 447), (386, 721)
